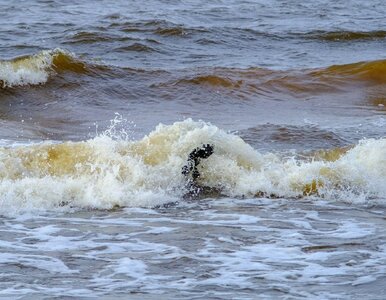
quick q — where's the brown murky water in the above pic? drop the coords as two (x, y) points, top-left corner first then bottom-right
(1, 0), (386, 298)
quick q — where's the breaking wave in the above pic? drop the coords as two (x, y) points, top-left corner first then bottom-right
(0, 48), (99, 88)
(2, 48), (386, 93)
(0, 119), (385, 216)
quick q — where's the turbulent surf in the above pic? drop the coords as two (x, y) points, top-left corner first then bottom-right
(1, 1), (386, 298)
(0, 119), (384, 216)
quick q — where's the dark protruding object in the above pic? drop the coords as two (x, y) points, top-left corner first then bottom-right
(182, 144), (214, 180)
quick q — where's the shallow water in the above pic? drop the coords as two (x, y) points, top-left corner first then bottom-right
(1, 200), (386, 299)
(1, 0), (386, 299)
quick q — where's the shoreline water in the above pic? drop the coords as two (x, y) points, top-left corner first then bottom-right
(1, 1), (386, 298)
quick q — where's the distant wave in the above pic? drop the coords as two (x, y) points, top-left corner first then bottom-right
(114, 43), (157, 52)
(175, 75), (243, 88)
(64, 31), (130, 44)
(230, 28), (386, 42)
(2, 49), (386, 94)
(0, 119), (385, 215)
(165, 59), (386, 96)
(108, 19), (208, 36)
(0, 49), (102, 88)
(310, 59), (386, 84)
(307, 30), (386, 41)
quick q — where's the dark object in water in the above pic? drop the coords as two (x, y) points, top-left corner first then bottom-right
(182, 144), (214, 180)
(182, 144), (214, 197)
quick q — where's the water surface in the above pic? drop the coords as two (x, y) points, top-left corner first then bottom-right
(1, 0), (386, 298)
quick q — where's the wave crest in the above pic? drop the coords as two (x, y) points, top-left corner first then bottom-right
(312, 59), (386, 84)
(2, 48), (386, 93)
(0, 49), (90, 88)
(167, 59), (386, 96)
(0, 119), (385, 215)
(310, 30), (386, 41)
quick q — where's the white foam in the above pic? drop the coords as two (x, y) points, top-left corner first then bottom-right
(324, 221), (375, 239)
(0, 253), (75, 274)
(352, 275), (377, 286)
(0, 48), (70, 87)
(0, 197), (384, 298)
(0, 119), (385, 215)
(114, 257), (148, 278)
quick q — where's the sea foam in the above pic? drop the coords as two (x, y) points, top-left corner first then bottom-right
(0, 119), (385, 215)
(0, 49), (80, 88)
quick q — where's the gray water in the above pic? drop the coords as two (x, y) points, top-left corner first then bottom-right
(1, 0), (386, 298)
(2, 199), (386, 299)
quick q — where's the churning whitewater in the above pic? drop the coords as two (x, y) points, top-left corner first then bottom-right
(2, 1), (386, 298)
(0, 119), (384, 216)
